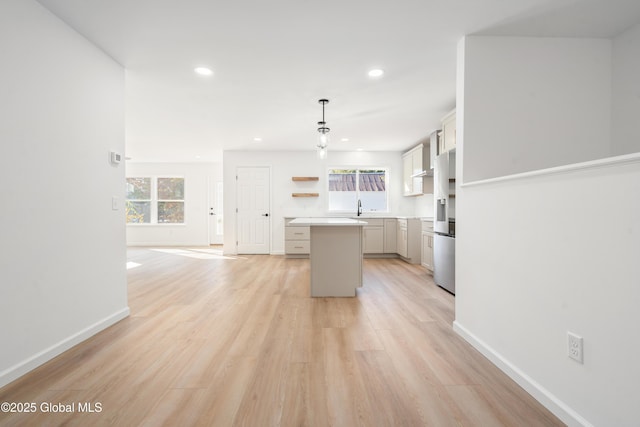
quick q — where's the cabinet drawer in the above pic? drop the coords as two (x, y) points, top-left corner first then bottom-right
(421, 221), (434, 232)
(397, 219), (408, 229)
(285, 240), (310, 254)
(285, 226), (310, 240)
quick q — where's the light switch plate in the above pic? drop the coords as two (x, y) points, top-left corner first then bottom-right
(112, 197), (119, 211)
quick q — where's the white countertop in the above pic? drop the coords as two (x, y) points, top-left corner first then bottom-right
(289, 217), (368, 226)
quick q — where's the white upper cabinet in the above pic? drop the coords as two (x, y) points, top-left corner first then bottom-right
(440, 109), (456, 153)
(402, 143), (433, 196)
(430, 131), (439, 169)
(403, 153), (414, 196)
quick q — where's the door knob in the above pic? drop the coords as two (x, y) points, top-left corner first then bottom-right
(262, 213), (269, 217)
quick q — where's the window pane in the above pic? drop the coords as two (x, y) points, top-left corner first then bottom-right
(360, 192), (386, 212)
(328, 169), (357, 211)
(158, 201), (184, 223)
(126, 178), (151, 200)
(328, 168), (388, 212)
(158, 178), (184, 200)
(328, 190), (358, 211)
(126, 201), (151, 223)
(358, 170), (386, 192)
(359, 169), (387, 211)
(328, 169), (357, 191)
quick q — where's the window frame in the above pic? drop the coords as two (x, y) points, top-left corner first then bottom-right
(326, 167), (389, 214)
(126, 176), (185, 225)
(125, 177), (152, 224)
(156, 177), (185, 224)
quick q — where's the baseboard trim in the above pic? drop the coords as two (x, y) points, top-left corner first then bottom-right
(126, 242), (208, 247)
(362, 253), (398, 259)
(0, 307), (130, 389)
(452, 321), (593, 427)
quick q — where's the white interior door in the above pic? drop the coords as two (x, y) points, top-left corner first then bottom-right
(208, 178), (223, 245)
(236, 167), (270, 254)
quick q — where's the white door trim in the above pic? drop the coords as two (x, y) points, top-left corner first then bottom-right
(208, 177), (223, 245)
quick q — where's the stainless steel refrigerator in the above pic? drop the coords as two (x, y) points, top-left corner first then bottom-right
(433, 152), (455, 294)
(433, 233), (455, 294)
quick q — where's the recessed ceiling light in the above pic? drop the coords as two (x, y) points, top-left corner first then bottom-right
(195, 155), (201, 159)
(341, 138), (349, 142)
(253, 137), (263, 142)
(194, 67), (213, 76)
(357, 148), (364, 151)
(368, 69), (384, 78)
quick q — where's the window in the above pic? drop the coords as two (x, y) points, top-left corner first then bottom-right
(328, 168), (388, 213)
(125, 178), (151, 223)
(126, 177), (185, 224)
(157, 178), (185, 223)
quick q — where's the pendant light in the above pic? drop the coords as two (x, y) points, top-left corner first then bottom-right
(317, 99), (330, 159)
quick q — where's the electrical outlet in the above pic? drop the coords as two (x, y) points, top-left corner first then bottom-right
(567, 332), (583, 364)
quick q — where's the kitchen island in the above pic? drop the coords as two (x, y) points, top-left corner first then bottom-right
(288, 217), (367, 297)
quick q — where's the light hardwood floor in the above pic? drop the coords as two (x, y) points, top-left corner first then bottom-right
(0, 248), (564, 426)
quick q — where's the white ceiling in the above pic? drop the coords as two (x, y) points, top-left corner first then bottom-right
(36, 0), (640, 163)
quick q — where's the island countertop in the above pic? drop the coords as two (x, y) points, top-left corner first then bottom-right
(289, 217), (368, 226)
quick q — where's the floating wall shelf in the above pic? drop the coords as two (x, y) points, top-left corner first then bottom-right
(292, 177), (319, 181)
(292, 193), (319, 197)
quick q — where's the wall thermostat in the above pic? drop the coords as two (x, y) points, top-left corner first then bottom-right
(110, 151), (122, 165)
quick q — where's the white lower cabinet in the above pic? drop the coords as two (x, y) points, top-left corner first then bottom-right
(421, 220), (434, 272)
(383, 218), (397, 253)
(358, 218), (399, 255)
(285, 237), (310, 254)
(421, 235), (434, 272)
(397, 219), (408, 258)
(284, 217), (310, 257)
(421, 233), (434, 271)
(287, 216), (423, 264)
(362, 219), (384, 254)
(396, 218), (421, 264)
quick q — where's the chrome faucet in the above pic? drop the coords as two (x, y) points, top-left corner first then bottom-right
(357, 199), (362, 216)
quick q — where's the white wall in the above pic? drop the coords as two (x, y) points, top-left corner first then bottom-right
(612, 22), (640, 156)
(126, 162), (221, 246)
(456, 35), (640, 426)
(414, 193), (435, 218)
(462, 36), (612, 182)
(0, 0), (128, 387)
(413, 143), (435, 218)
(223, 150), (413, 254)
(455, 158), (640, 427)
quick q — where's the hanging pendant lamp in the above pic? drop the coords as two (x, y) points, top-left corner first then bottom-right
(317, 99), (330, 159)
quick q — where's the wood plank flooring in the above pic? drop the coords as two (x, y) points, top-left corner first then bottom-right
(0, 247), (564, 426)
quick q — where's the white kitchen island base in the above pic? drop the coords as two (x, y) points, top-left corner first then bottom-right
(289, 218), (366, 297)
